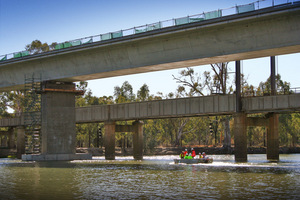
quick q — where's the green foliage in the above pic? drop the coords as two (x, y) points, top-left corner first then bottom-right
(114, 81), (135, 103)
(25, 40), (57, 54)
(279, 113), (299, 147)
(258, 74), (290, 95)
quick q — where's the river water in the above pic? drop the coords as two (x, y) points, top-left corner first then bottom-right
(0, 154), (299, 200)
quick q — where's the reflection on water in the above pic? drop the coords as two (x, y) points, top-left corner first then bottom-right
(0, 154), (299, 199)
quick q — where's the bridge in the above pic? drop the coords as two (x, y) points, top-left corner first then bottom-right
(1, 2), (300, 91)
(0, 1), (300, 161)
(1, 94), (300, 126)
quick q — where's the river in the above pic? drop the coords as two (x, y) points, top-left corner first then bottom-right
(0, 154), (299, 200)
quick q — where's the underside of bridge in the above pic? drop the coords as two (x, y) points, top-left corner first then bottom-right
(2, 3), (299, 161)
(19, 59), (281, 162)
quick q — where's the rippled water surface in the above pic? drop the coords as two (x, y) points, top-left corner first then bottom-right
(0, 154), (299, 199)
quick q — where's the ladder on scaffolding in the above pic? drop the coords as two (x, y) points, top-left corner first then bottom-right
(24, 74), (42, 154)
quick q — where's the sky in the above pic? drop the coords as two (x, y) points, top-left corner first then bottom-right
(0, 0), (299, 97)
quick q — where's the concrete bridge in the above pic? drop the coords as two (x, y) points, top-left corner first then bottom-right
(0, 2), (300, 161)
(2, 94), (300, 126)
(0, 2), (300, 91)
(1, 93), (300, 160)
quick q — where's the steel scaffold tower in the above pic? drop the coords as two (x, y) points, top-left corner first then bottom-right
(24, 74), (42, 154)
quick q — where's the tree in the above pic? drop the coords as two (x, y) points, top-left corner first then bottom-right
(173, 68), (206, 96)
(137, 84), (150, 101)
(25, 40), (57, 54)
(173, 63), (234, 148)
(114, 81), (135, 103)
(258, 74), (290, 95)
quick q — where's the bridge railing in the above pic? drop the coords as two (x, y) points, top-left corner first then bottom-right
(242, 87), (300, 97)
(0, 0), (299, 62)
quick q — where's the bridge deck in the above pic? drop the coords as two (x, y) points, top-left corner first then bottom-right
(1, 3), (300, 91)
(1, 94), (299, 127)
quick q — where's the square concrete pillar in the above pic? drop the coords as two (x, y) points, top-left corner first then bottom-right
(41, 82), (76, 155)
(104, 121), (115, 160)
(17, 126), (25, 159)
(133, 121), (144, 160)
(234, 113), (248, 162)
(267, 113), (279, 161)
(1, 135), (7, 147)
(8, 127), (15, 149)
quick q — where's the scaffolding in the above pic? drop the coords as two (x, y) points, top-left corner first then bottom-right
(24, 74), (42, 154)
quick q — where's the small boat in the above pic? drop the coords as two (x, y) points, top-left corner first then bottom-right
(174, 157), (213, 164)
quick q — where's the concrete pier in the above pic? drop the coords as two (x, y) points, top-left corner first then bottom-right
(267, 113), (279, 161)
(8, 127), (15, 149)
(22, 81), (91, 161)
(133, 121), (143, 160)
(17, 126), (25, 159)
(234, 113), (248, 162)
(104, 121), (116, 160)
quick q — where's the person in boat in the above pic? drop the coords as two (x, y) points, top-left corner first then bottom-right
(199, 152), (202, 158)
(184, 153), (189, 159)
(187, 153), (193, 159)
(202, 152), (206, 158)
(184, 149), (188, 156)
(179, 151), (185, 159)
(191, 148), (196, 158)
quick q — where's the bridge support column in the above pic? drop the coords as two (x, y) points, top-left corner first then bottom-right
(22, 81), (91, 161)
(8, 127), (15, 149)
(17, 126), (25, 159)
(270, 56), (277, 95)
(267, 113), (279, 161)
(104, 121), (115, 160)
(133, 121), (143, 160)
(234, 113), (247, 162)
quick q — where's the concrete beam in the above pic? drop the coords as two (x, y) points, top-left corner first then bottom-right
(1, 5), (300, 91)
(115, 125), (134, 133)
(247, 117), (269, 127)
(242, 94), (300, 113)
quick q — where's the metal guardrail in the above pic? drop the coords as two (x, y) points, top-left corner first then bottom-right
(0, 0), (299, 62)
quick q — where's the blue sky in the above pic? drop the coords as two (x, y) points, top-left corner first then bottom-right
(1, 0), (299, 97)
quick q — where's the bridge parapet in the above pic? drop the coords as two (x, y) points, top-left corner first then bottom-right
(242, 93), (300, 113)
(0, 116), (23, 127)
(76, 94), (236, 123)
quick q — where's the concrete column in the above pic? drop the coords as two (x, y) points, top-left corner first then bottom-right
(41, 81), (76, 155)
(267, 113), (279, 161)
(21, 81), (92, 161)
(8, 127), (15, 149)
(235, 60), (242, 112)
(1, 135), (7, 147)
(104, 121), (115, 160)
(234, 113), (247, 162)
(17, 126), (25, 159)
(133, 121), (144, 160)
(270, 56), (277, 95)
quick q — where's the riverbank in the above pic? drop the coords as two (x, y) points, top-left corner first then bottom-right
(76, 146), (300, 156)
